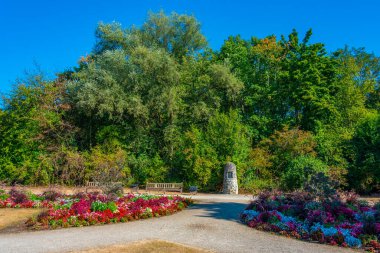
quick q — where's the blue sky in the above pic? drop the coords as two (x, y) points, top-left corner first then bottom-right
(1, 0), (379, 93)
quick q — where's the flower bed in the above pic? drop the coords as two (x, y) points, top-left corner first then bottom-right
(241, 191), (380, 252)
(0, 188), (191, 230)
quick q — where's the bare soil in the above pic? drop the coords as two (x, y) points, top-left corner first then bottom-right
(358, 197), (380, 204)
(0, 208), (42, 233)
(74, 240), (213, 253)
(1, 185), (193, 196)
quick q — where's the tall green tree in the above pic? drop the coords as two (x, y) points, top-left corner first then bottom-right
(348, 113), (380, 193)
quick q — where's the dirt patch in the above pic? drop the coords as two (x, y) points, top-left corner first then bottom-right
(0, 208), (42, 233)
(74, 240), (213, 253)
(359, 197), (380, 206)
(1, 186), (188, 196)
(187, 223), (214, 231)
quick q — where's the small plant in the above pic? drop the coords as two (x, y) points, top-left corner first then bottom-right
(54, 201), (73, 210)
(374, 202), (380, 211)
(303, 172), (339, 200)
(102, 182), (124, 196)
(91, 201), (117, 212)
(37, 211), (51, 226)
(0, 189), (9, 200)
(362, 212), (377, 235)
(27, 192), (44, 202)
(132, 194), (158, 201)
(9, 188), (28, 204)
(71, 199), (91, 215)
(360, 234), (378, 247)
(73, 191), (87, 199)
(42, 190), (62, 201)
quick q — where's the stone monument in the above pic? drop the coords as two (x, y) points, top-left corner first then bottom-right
(223, 162), (238, 194)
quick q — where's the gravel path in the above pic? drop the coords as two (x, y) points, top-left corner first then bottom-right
(0, 195), (358, 253)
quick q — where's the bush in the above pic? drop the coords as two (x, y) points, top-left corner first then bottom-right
(303, 172), (339, 200)
(128, 153), (168, 184)
(102, 182), (124, 196)
(9, 188), (28, 204)
(239, 174), (276, 194)
(281, 155), (328, 191)
(88, 144), (130, 187)
(42, 190), (62, 201)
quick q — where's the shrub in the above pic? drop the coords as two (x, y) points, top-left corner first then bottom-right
(259, 127), (317, 178)
(281, 155), (328, 191)
(42, 190), (62, 201)
(102, 182), (124, 196)
(240, 176), (275, 194)
(303, 172), (339, 200)
(88, 144), (130, 189)
(9, 188), (28, 204)
(128, 153), (169, 184)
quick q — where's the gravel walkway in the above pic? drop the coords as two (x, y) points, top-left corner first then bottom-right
(0, 195), (358, 253)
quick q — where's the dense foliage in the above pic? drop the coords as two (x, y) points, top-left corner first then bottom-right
(0, 188), (190, 229)
(241, 191), (380, 251)
(0, 11), (379, 192)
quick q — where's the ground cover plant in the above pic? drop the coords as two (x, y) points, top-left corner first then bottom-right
(241, 191), (380, 252)
(0, 188), (190, 230)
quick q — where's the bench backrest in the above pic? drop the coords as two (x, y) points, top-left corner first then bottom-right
(146, 182), (183, 189)
(86, 181), (122, 187)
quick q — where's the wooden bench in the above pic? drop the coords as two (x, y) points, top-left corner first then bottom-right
(85, 181), (122, 193)
(145, 182), (183, 193)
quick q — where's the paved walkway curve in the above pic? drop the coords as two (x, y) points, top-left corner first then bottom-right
(0, 195), (358, 253)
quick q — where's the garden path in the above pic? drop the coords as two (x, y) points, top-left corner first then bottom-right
(0, 194), (358, 253)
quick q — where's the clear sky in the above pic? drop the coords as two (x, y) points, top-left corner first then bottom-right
(1, 0), (379, 93)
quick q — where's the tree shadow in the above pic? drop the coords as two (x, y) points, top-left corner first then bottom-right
(190, 201), (248, 222)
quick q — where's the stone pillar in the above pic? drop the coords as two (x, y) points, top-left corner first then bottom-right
(223, 162), (238, 194)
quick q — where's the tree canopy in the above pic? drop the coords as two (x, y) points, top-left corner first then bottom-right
(1, 12), (379, 193)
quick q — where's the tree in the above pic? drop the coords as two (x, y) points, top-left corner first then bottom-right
(176, 127), (218, 189)
(279, 29), (338, 131)
(348, 113), (380, 193)
(94, 11), (207, 60)
(1, 11), (380, 193)
(259, 126), (317, 177)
